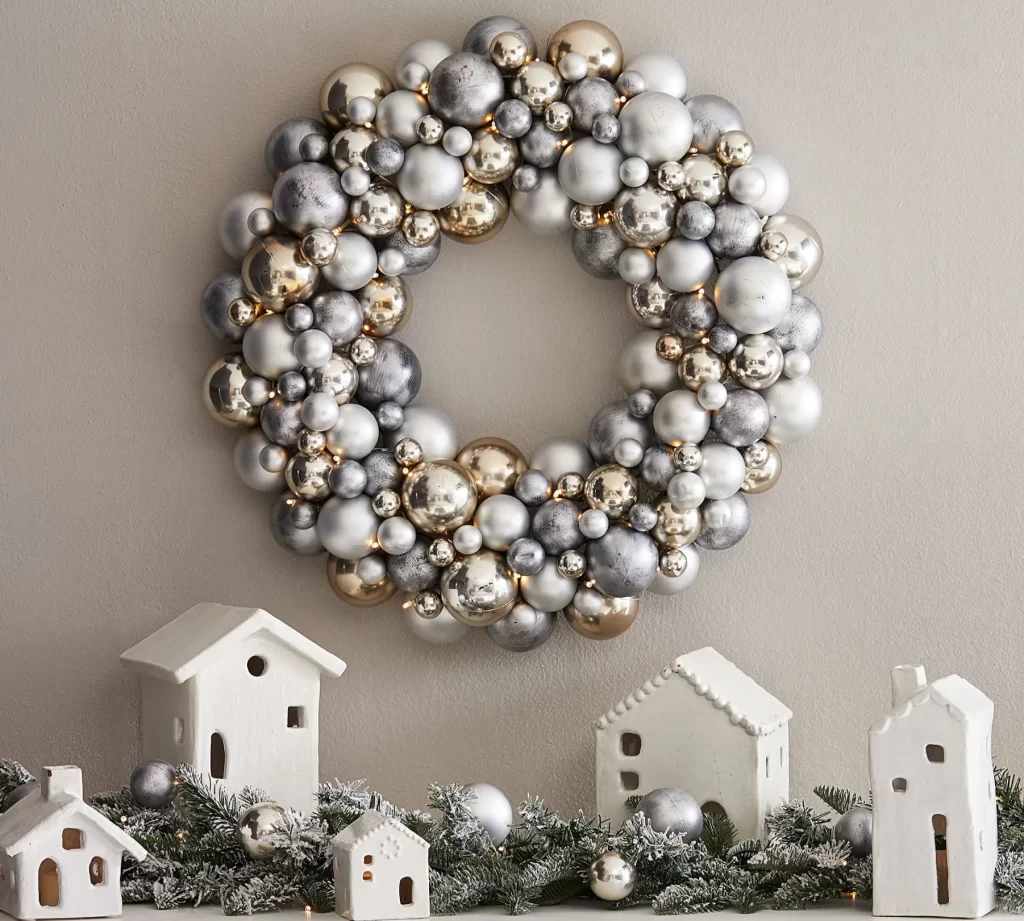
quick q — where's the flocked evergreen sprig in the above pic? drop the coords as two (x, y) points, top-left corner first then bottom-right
(3, 757), (1024, 915)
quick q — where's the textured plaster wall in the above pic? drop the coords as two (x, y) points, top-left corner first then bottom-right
(1, 0), (1022, 813)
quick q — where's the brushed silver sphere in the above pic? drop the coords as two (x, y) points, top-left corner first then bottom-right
(387, 537), (440, 592)
(647, 544), (700, 594)
(685, 94), (744, 154)
(760, 213), (824, 289)
(234, 429), (286, 492)
(835, 806), (874, 859)
(428, 52), (505, 127)
(531, 498), (584, 555)
(474, 494), (531, 551)
(271, 162), (348, 235)
(612, 182), (677, 246)
(763, 376), (823, 445)
(530, 437), (594, 480)
(269, 490), (324, 555)
(587, 400), (653, 464)
(520, 557), (578, 612)
(403, 600), (468, 643)
(677, 200), (715, 241)
(364, 137), (405, 176)
(746, 152), (790, 217)
(670, 291), (718, 338)
(618, 329), (679, 396)
(384, 404), (458, 460)
(260, 396), (303, 446)
(564, 77), (620, 133)
(636, 788), (703, 840)
(440, 549), (518, 624)
(652, 390), (710, 446)
(325, 402), (380, 460)
(558, 137), (623, 205)
(375, 90), (430, 148)
(322, 231), (378, 291)
(329, 458), (368, 498)
(640, 445), (676, 492)
(307, 291), (359, 347)
(507, 537), (546, 576)
(219, 191), (273, 261)
(265, 117), (331, 178)
(713, 256), (792, 334)
(696, 493), (750, 550)
(487, 603), (556, 652)
(712, 389), (770, 449)
(514, 470), (552, 507)
(357, 338), (421, 407)
(617, 91), (693, 165)
(768, 292), (823, 354)
(572, 224), (625, 280)
(622, 52), (687, 99)
(586, 525), (659, 596)
(463, 16), (537, 59)
(656, 238), (715, 293)
(510, 168), (573, 234)
(362, 449), (403, 496)
(707, 201), (762, 259)
(316, 494), (378, 560)
(517, 120), (568, 168)
(381, 227), (440, 276)
(698, 442), (746, 499)
(200, 272), (247, 343)
(493, 99), (533, 139)
(242, 313), (300, 379)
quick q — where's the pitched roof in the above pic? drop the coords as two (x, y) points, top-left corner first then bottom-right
(332, 810), (428, 852)
(0, 788), (146, 860)
(120, 603), (346, 684)
(595, 646), (793, 738)
(870, 674), (993, 735)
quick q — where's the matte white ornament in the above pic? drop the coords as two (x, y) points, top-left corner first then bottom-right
(869, 665), (996, 918)
(0, 765), (148, 920)
(333, 810), (430, 921)
(595, 646), (791, 841)
(120, 603), (346, 813)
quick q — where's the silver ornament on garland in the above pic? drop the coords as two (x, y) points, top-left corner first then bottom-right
(835, 805), (873, 858)
(635, 787), (704, 842)
(464, 782), (514, 844)
(129, 760), (177, 809)
(588, 850), (636, 901)
(237, 801), (287, 859)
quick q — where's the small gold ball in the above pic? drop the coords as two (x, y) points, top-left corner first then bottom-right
(715, 129), (755, 168)
(583, 464), (638, 520)
(742, 441), (782, 494)
(656, 333), (685, 362)
(285, 452), (335, 501)
(428, 538), (456, 567)
(300, 228), (338, 267)
(558, 548), (587, 579)
(297, 429), (327, 457)
(394, 437), (423, 468)
(555, 472), (585, 499)
(349, 336), (377, 366)
(455, 437), (528, 498)
(414, 590), (444, 619)
(372, 488), (402, 517)
(659, 548), (688, 577)
(651, 497), (702, 549)
(415, 114), (445, 145)
(571, 204), (600, 230)
(672, 443), (703, 472)
(227, 297), (260, 328)
(679, 344), (727, 391)
(403, 210), (440, 247)
(326, 556), (397, 608)
(489, 31), (533, 71)
(544, 101), (573, 132)
(359, 276), (412, 337)
(438, 180), (509, 244)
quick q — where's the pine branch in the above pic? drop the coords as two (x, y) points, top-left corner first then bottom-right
(700, 812), (737, 858)
(813, 785), (868, 816)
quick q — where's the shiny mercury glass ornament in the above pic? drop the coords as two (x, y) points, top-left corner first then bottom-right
(588, 851), (636, 900)
(457, 437), (528, 498)
(402, 459), (478, 534)
(564, 592), (639, 640)
(241, 236), (320, 313)
(439, 180), (510, 243)
(547, 20), (624, 80)
(203, 355), (260, 428)
(584, 464), (638, 519)
(440, 549), (519, 625)
(320, 63), (393, 130)
(237, 802), (287, 859)
(327, 555), (397, 607)
(742, 440), (782, 494)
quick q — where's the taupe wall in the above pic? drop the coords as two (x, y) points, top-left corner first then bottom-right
(1, 0), (1021, 812)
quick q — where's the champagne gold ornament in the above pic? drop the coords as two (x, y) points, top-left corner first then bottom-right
(652, 496), (701, 548)
(673, 442), (703, 472)
(679, 344), (727, 391)
(297, 429), (327, 457)
(359, 276), (412, 337)
(402, 459), (479, 534)
(564, 592), (638, 640)
(759, 214), (824, 290)
(511, 61), (565, 114)
(456, 437), (528, 498)
(547, 20), (624, 81)
(728, 334), (784, 390)
(413, 590), (443, 618)
(679, 154), (727, 205)
(320, 62), (394, 130)
(440, 549), (519, 624)
(285, 452), (335, 501)
(394, 437), (424, 468)
(428, 537), (456, 567)
(489, 31), (533, 71)
(715, 129), (754, 167)
(351, 183), (406, 238)
(327, 555), (397, 607)
(402, 210), (440, 246)
(742, 440), (782, 493)
(463, 129), (519, 184)
(554, 472), (585, 499)
(656, 333), (685, 361)
(439, 180), (509, 244)
(330, 125), (380, 172)
(228, 297), (260, 328)
(202, 354), (260, 428)
(584, 464), (638, 519)
(241, 236), (320, 313)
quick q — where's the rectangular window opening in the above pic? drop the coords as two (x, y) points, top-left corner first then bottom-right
(765, 756), (771, 779)
(933, 814), (949, 905)
(362, 871), (373, 881)
(620, 771), (639, 792)
(287, 706), (306, 729)
(173, 718), (184, 744)
(210, 731), (226, 779)
(926, 744), (945, 763)
(892, 777), (907, 793)
(399, 877), (414, 905)
(89, 857), (105, 886)
(620, 732), (641, 757)
(779, 746), (784, 767)
(61, 829), (83, 850)
(363, 855), (373, 865)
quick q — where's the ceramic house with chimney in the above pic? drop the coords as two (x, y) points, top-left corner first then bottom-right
(869, 665), (997, 918)
(333, 810), (429, 921)
(120, 603), (346, 813)
(595, 646), (792, 841)
(0, 766), (147, 920)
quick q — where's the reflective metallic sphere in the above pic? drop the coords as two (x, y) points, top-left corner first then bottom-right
(696, 492), (751, 550)
(201, 272), (248, 343)
(350, 183), (406, 238)
(564, 77), (620, 133)
(265, 117), (331, 178)
(403, 599), (468, 643)
(439, 180), (510, 244)
(457, 437), (528, 498)
(626, 277), (673, 328)
(546, 20), (624, 80)
(238, 802), (287, 859)
(487, 603), (556, 652)
(241, 236), (319, 313)
(520, 556), (578, 612)
(586, 525), (659, 596)
(612, 182), (677, 246)
(729, 334), (784, 390)
(327, 554), (397, 607)
(358, 276), (412, 338)
(742, 440), (782, 494)
(679, 154), (727, 205)
(384, 404), (458, 461)
(679, 344), (727, 392)
(588, 851), (636, 901)
(219, 191), (273, 261)
(440, 549), (518, 624)
(584, 465), (638, 519)
(428, 52), (505, 127)
(507, 536), (547, 576)
(320, 62), (393, 130)
(464, 128), (519, 184)
(685, 94), (745, 155)
(716, 129), (754, 167)
(272, 162), (348, 235)
(648, 543), (700, 595)
(760, 214), (824, 289)
(489, 30), (533, 71)
(317, 494), (380, 560)
(511, 60), (565, 114)
(545, 102), (573, 131)
(402, 459), (478, 534)
(670, 291), (718, 338)
(463, 16), (537, 59)
(652, 496), (701, 549)
(330, 125), (380, 173)
(202, 354), (260, 428)
(617, 91), (693, 165)
(564, 592), (638, 641)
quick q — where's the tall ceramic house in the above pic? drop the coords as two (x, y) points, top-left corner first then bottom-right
(0, 766), (147, 920)
(120, 603), (346, 813)
(869, 665), (996, 918)
(595, 646), (792, 841)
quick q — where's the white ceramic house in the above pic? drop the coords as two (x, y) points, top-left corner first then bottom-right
(595, 646), (792, 841)
(0, 766), (147, 920)
(869, 665), (997, 918)
(120, 603), (346, 813)
(333, 810), (429, 921)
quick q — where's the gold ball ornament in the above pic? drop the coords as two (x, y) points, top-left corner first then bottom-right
(329, 125), (380, 172)
(359, 275), (412, 337)
(413, 590), (444, 618)
(297, 429), (327, 457)
(759, 214), (824, 289)
(652, 496), (701, 548)
(202, 354), (261, 428)
(402, 459), (479, 534)
(228, 297), (260, 328)
(327, 555), (397, 608)
(285, 451), (335, 500)
(558, 548), (587, 579)
(547, 20), (624, 81)
(300, 228), (338, 267)
(679, 344), (727, 391)
(372, 488), (402, 517)
(656, 332), (685, 362)
(463, 129), (520, 184)
(728, 334), (784, 390)
(319, 62), (394, 130)
(555, 472), (585, 499)
(742, 440), (782, 494)
(673, 443), (703, 472)
(511, 61), (565, 114)
(241, 236), (320, 312)
(403, 210), (440, 247)
(564, 592), (639, 640)
(456, 437), (528, 498)
(440, 549), (519, 625)
(351, 183), (406, 238)
(348, 336), (378, 366)
(439, 180), (509, 244)
(489, 31), (533, 71)
(584, 465), (638, 520)
(679, 154), (727, 205)
(715, 129), (755, 167)
(394, 437), (424, 468)
(428, 538), (456, 567)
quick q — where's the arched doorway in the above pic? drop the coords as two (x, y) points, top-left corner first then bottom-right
(38, 858), (60, 907)
(399, 877), (414, 905)
(210, 732), (226, 779)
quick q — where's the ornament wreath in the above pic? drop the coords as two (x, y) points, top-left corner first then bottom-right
(200, 16), (826, 649)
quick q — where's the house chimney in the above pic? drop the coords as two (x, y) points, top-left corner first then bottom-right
(891, 665), (928, 709)
(40, 765), (83, 801)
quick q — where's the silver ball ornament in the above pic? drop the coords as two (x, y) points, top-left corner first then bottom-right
(768, 293), (823, 354)
(529, 437), (594, 480)
(364, 137), (405, 176)
(269, 490), (324, 555)
(619, 157), (649, 188)
(387, 538), (441, 592)
(707, 201), (762, 259)
(234, 429), (285, 491)
(648, 544), (700, 594)
(453, 524), (484, 555)
(627, 389), (657, 418)
(618, 247), (656, 284)
(712, 389), (770, 448)
(377, 515), (418, 556)
(618, 329), (678, 396)
(685, 94), (745, 155)
(463, 16), (536, 58)
(698, 442), (746, 499)
(428, 52), (505, 128)
(588, 851), (636, 901)
(587, 400), (653, 464)
(617, 91), (693, 165)
(293, 328), (334, 369)
(623, 52), (687, 99)
(653, 390), (710, 445)
(201, 272), (248, 343)
(322, 231), (379, 291)
(465, 782), (514, 843)
(628, 502), (658, 532)
(357, 338), (422, 408)
(440, 550), (518, 625)
(696, 493), (750, 550)
(557, 51), (589, 82)
(578, 507), (609, 539)
(728, 165), (767, 206)
(612, 182), (677, 246)
(265, 117), (331, 178)
(507, 537), (546, 576)
(697, 381), (727, 411)
(572, 224), (626, 280)
(677, 200), (715, 240)
(640, 444), (676, 491)
(271, 163), (348, 235)
(384, 404), (458, 460)
(317, 494), (379, 560)
(667, 471), (706, 510)
(636, 788), (704, 841)
(656, 238), (715, 293)
(762, 376), (823, 444)
(564, 77), (620, 133)
(325, 402), (379, 460)
(340, 166), (371, 197)
(510, 168), (573, 234)
(493, 99), (533, 139)
(404, 602), (467, 643)
(487, 603), (556, 652)
(238, 802), (287, 859)
(835, 806), (873, 858)
(586, 525), (658, 597)
(746, 152), (790, 217)
(714, 257), (792, 334)
(613, 437), (644, 468)
(374, 90), (430, 148)
(519, 556), (578, 612)
(219, 191), (273, 260)
(396, 143), (466, 210)
(760, 214), (824, 290)
(329, 458), (368, 498)
(474, 495), (531, 551)
(615, 70), (646, 98)
(783, 348), (811, 379)
(398, 38), (455, 84)
(129, 760), (177, 808)
(442, 125), (474, 157)
(557, 137), (623, 205)
(514, 469), (553, 506)
(530, 499), (584, 555)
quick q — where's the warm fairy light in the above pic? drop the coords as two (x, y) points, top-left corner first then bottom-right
(304, 906), (313, 917)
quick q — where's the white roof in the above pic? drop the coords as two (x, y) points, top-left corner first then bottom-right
(870, 674), (993, 735)
(120, 603), (346, 684)
(332, 810), (428, 852)
(595, 646), (793, 738)
(0, 787), (146, 860)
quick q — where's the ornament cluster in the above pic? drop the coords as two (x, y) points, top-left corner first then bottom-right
(199, 16), (826, 649)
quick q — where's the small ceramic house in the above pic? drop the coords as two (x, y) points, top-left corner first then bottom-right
(869, 665), (997, 918)
(333, 810), (429, 921)
(595, 646), (792, 841)
(0, 766), (147, 920)
(120, 603), (346, 813)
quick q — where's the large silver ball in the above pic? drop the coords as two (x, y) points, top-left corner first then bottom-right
(746, 152), (790, 217)
(404, 602), (468, 644)
(243, 314), (300, 379)
(623, 52), (687, 99)
(200, 272), (247, 343)
(384, 404), (458, 460)
(265, 117), (331, 178)
(647, 544), (700, 594)
(557, 137), (623, 205)
(636, 788), (703, 841)
(317, 494), (379, 560)
(374, 90), (430, 148)
(388, 537), (440, 592)
(396, 143), (466, 210)
(698, 442), (746, 499)
(234, 429), (286, 491)
(530, 437), (594, 480)
(325, 403), (380, 460)
(618, 329), (679, 396)
(712, 389), (770, 448)
(310, 290), (362, 347)
(564, 77), (620, 133)
(760, 213), (823, 290)
(510, 168), (573, 234)
(517, 121), (567, 168)
(835, 806), (873, 858)
(260, 396), (304, 446)
(474, 494), (531, 551)
(463, 16), (536, 58)
(768, 293), (823, 353)
(763, 376), (823, 444)
(357, 338), (422, 407)
(587, 400), (653, 464)
(219, 191), (273, 261)
(381, 228), (441, 276)
(586, 525), (659, 596)
(493, 99), (533, 139)
(696, 493), (750, 549)
(617, 91), (693, 165)
(685, 95), (744, 154)
(640, 444), (676, 491)
(487, 603), (556, 652)
(129, 760), (177, 809)
(531, 499), (585, 555)
(464, 782), (515, 843)
(519, 557), (578, 612)
(713, 256), (792, 334)
(572, 224), (625, 279)
(428, 52), (505, 128)
(707, 201), (762, 259)
(656, 238), (715, 293)
(322, 231), (378, 291)
(652, 390), (709, 445)
(398, 39), (455, 83)
(271, 163), (348, 235)
(269, 490), (324, 555)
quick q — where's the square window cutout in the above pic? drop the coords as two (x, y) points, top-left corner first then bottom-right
(287, 706), (305, 728)
(620, 733), (641, 757)
(926, 744), (945, 763)
(892, 777), (907, 792)
(620, 771), (639, 792)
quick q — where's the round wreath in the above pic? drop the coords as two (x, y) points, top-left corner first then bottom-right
(199, 16), (825, 651)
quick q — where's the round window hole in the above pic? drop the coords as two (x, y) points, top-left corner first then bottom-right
(247, 655), (267, 677)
